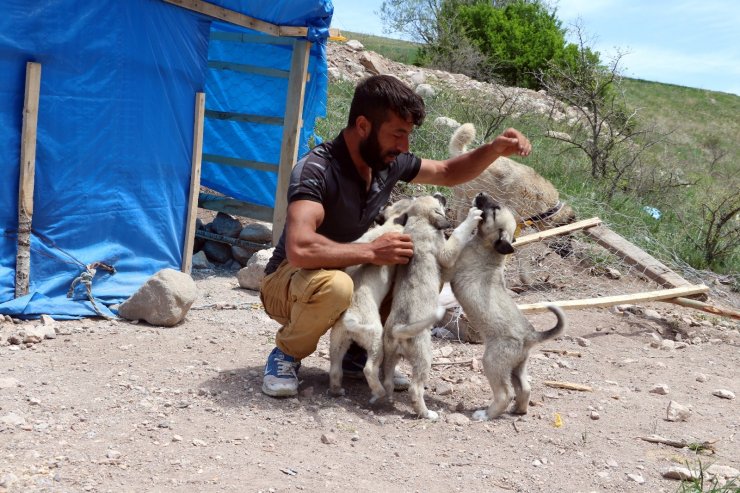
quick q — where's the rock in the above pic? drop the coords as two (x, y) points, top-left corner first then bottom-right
(415, 83), (435, 98)
(666, 400), (691, 422)
(574, 336), (591, 347)
(210, 212), (242, 238)
(239, 222), (272, 243)
(662, 466), (697, 481)
(695, 373), (709, 383)
(202, 240), (232, 264)
(446, 413), (470, 426)
(439, 346), (454, 358)
(660, 340), (675, 351)
(191, 251), (212, 270)
(642, 309), (662, 321)
(23, 326), (47, 344)
(605, 267), (622, 279)
(1, 412), (26, 426)
(626, 473), (645, 484)
(705, 464), (739, 479)
(346, 39), (364, 51)
(327, 66), (342, 81)
(410, 71), (426, 86)
(0, 377), (19, 389)
(590, 411), (600, 420)
(649, 384), (670, 395)
(712, 389), (735, 400)
(435, 382), (454, 396)
(321, 433), (337, 445)
(359, 51), (389, 75)
(117, 269), (198, 327)
(40, 314), (56, 326)
(237, 248), (275, 290)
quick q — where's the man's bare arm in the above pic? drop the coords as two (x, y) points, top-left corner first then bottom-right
(285, 200), (414, 269)
(413, 127), (532, 186)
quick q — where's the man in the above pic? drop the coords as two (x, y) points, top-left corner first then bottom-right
(260, 74), (531, 397)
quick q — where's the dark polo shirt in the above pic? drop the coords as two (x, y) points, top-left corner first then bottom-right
(265, 131), (421, 274)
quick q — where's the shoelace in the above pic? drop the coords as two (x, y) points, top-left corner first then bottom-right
(276, 359), (297, 377)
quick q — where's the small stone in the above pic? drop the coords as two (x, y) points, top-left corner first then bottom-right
(532, 459), (542, 467)
(172, 435), (183, 442)
(695, 373), (709, 383)
(40, 314), (56, 326)
(590, 411), (600, 420)
(436, 382), (454, 396)
(642, 309), (662, 321)
(1, 413), (26, 426)
(705, 464), (739, 479)
(106, 450), (121, 460)
(712, 389), (735, 400)
(192, 439), (207, 446)
(605, 267), (621, 279)
(626, 473), (645, 484)
(649, 384), (670, 395)
(439, 346), (454, 358)
(320, 433), (336, 445)
(660, 340), (675, 350)
(574, 337), (590, 347)
(666, 400), (692, 422)
(662, 466), (698, 481)
(446, 413), (470, 426)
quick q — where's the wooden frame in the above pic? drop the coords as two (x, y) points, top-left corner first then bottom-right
(182, 92), (206, 273)
(15, 62), (42, 298)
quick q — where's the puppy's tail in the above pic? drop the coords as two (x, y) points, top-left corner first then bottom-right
(529, 305), (567, 344)
(390, 306), (446, 340)
(449, 123), (476, 157)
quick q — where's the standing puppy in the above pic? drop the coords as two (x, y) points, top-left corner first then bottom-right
(383, 194), (482, 420)
(450, 192), (566, 421)
(328, 199), (412, 402)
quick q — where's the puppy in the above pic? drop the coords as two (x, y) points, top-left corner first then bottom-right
(449, 192), (567, 421)
(449, 123), (575, 233)
(328, 199), (413, 402)
(382, 194), (482, 419)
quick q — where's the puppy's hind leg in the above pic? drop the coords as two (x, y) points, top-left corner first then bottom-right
(409, 335), (438, 420)
(473, 346), (513, 421)
(328, 324), (352, 397)
(511, 359), (531, 415)
(359, 326), (386, 404)
(381, 343), (401, 402)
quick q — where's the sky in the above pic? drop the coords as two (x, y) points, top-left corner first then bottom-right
(329, 0), (740, 96)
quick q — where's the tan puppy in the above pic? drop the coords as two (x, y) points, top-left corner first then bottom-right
(328, 199), (413, 402)
(449, 192), (567, 421)
(449, 123), (575, 232)
(382, 194), (482, 420)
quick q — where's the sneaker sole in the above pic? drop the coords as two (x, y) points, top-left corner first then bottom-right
(261, 383), (298, 397)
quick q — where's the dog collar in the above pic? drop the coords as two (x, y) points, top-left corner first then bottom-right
(521, 201), (565, 225)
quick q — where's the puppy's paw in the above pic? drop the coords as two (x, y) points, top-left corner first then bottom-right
(472, 409), (490, 421)
(434, 305), (446, 321)
(328, 387), (346, 397)
(422, 410), (439, 421)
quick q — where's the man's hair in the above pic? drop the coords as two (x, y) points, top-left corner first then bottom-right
(347, 75), (426, 129)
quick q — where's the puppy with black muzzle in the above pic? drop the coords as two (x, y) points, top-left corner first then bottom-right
(382, 193), (482, 420)
(449, 192), (567, 421)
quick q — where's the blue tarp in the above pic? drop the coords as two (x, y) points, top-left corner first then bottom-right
(0, 0), (332, 318)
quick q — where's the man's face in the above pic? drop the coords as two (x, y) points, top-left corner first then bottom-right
(358, 112), (414, 171)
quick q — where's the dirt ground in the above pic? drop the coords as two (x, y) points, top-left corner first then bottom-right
(1, 263), (738, 493)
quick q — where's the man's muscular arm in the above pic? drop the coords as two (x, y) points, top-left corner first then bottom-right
(285, 200), (413, 269)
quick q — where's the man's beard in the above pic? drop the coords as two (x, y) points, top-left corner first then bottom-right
(358, 127), (398, 172)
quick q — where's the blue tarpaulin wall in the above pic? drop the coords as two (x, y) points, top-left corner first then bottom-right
(0, 0), (332, 319)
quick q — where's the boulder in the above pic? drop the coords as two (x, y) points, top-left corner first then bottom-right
(237, 248), (275, 290)
(117, 269), (197, 327)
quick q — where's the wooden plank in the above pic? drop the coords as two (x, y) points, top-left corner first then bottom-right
(515, 217), (602, 246)
(195, 229), (270, 249)
(204, 109), (283, 126)
(583, 225), (691, 288)
(198, 193), (274, 223)
(209, 31), (295, 45)
(665, 297), (740, 320)
(517, 284), (710, 314)
(207, 60), (289, 79)
(182, 93), (206, 274)
(15, 62), (42, 298)
(272, 39), (310, 245)
(202, 153), (278, 173)
(162, 0), (307, 37)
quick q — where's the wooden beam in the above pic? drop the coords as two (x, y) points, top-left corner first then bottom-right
(198, 193), (275, 223)
(515, 217), (602, 246)
(204, 109), (283, 126)
(207, 60), (289, 79)
(15, 62), (41, 298)
(202, 153), (278, 173)
(195, 229), (270, 250)
(182, 92), (206, 274)
(665, 297), (740, 320)
(162, 0), (308, 37)
(517, 284), (709, 313)
(272, 39), (310, 245)
(583, 225), (691, 289)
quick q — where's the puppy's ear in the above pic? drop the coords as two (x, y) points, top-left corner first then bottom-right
(374, 210), (387, 225)
(494, 229), (515, 254)
(433, 192), (447, 208)
(434, 216), (451, 230)
(393, 213), (409, 226)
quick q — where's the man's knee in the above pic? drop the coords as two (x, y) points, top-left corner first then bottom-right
(322, 270), (353, 311)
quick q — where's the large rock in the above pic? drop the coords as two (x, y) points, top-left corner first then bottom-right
(237, 248), (275, 290)
(239, 222), (273, 243)
(210, 212), (242, 238)
(202, 240), (232, 264)
(359, 52), (389, 75)
(118, 269), (197, 327)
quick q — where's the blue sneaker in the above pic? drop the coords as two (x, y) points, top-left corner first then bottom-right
(262, 347), (301, 397)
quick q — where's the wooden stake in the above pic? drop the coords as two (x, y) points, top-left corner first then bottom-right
(182, 92), (205, 274)
(542, 381), (593, 392)
(272, 39), (310, 245)
(15, 62), (42, 298)
(515, 217), (602, 246)
(518, 284), (709, 313)
(665, 296), (740, 320)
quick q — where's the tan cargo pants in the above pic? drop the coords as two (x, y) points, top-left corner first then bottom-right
(259, 260), (353, 359)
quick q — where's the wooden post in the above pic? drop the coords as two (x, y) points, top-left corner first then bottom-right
(15, 62), (42, 298)
(182, 92), (205, 273)
(272, 39), (310, 245)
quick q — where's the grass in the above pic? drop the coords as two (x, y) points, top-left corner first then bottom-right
(319, 36), (740, 275)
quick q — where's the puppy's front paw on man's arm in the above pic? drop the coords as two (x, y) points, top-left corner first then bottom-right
(452, 207), (483, 243)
